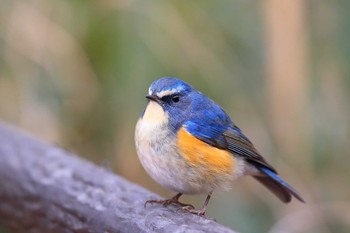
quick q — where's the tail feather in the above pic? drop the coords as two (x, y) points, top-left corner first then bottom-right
(254, 166), (305, 203)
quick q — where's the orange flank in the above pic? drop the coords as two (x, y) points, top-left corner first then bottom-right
(177, 127), (235, 177)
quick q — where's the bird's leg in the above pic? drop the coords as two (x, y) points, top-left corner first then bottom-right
(144, 193), (194, 209)
(180, 191), (213, 216)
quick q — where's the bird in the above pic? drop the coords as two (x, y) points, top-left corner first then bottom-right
(135, 77), (304, 216)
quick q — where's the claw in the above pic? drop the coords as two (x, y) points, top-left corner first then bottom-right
(176, 204), (194, 213)
(180, 205), (206, 216)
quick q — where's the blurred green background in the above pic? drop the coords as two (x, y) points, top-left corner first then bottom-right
(1, 0), (350, 232)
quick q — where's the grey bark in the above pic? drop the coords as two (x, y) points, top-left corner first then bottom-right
(0, 123), (238, 233)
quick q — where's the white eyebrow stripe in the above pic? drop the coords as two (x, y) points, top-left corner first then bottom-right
(156, 87), (182, 98)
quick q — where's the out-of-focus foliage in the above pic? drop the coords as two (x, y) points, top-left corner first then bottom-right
(1, 0), (350, 232)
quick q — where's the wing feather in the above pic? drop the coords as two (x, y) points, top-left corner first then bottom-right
(223, 126), (276, 172)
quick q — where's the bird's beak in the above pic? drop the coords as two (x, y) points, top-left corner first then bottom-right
(146, 95), (161, 104)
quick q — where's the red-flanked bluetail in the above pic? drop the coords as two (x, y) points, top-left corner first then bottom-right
(135, 77), (304, 216)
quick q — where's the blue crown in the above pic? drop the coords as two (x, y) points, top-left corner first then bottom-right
(149, 77), (193, 96)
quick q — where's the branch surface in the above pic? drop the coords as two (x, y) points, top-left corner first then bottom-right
(0, 123), (237, 233)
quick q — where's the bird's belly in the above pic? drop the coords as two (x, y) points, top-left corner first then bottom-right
(135, 117), (240, 194)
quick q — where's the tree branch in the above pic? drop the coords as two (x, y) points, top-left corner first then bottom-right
(0, 123), (238, 233)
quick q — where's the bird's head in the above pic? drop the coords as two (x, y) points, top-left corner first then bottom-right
(142, 77), (198, 131)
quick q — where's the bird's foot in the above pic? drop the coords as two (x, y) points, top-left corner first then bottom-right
(179, 205), (206, 216)
(144, 193), (194, 209)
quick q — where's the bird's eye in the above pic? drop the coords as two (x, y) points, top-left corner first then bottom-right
(171, 95), (180, 103)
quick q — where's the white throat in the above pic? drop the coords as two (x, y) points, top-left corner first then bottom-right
(141, 101), (168, 124)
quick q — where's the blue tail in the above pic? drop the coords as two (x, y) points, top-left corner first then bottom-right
(254, 166), (304, 203)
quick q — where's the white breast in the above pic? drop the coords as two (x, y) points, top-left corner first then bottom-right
(135, 102), (180, 191)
